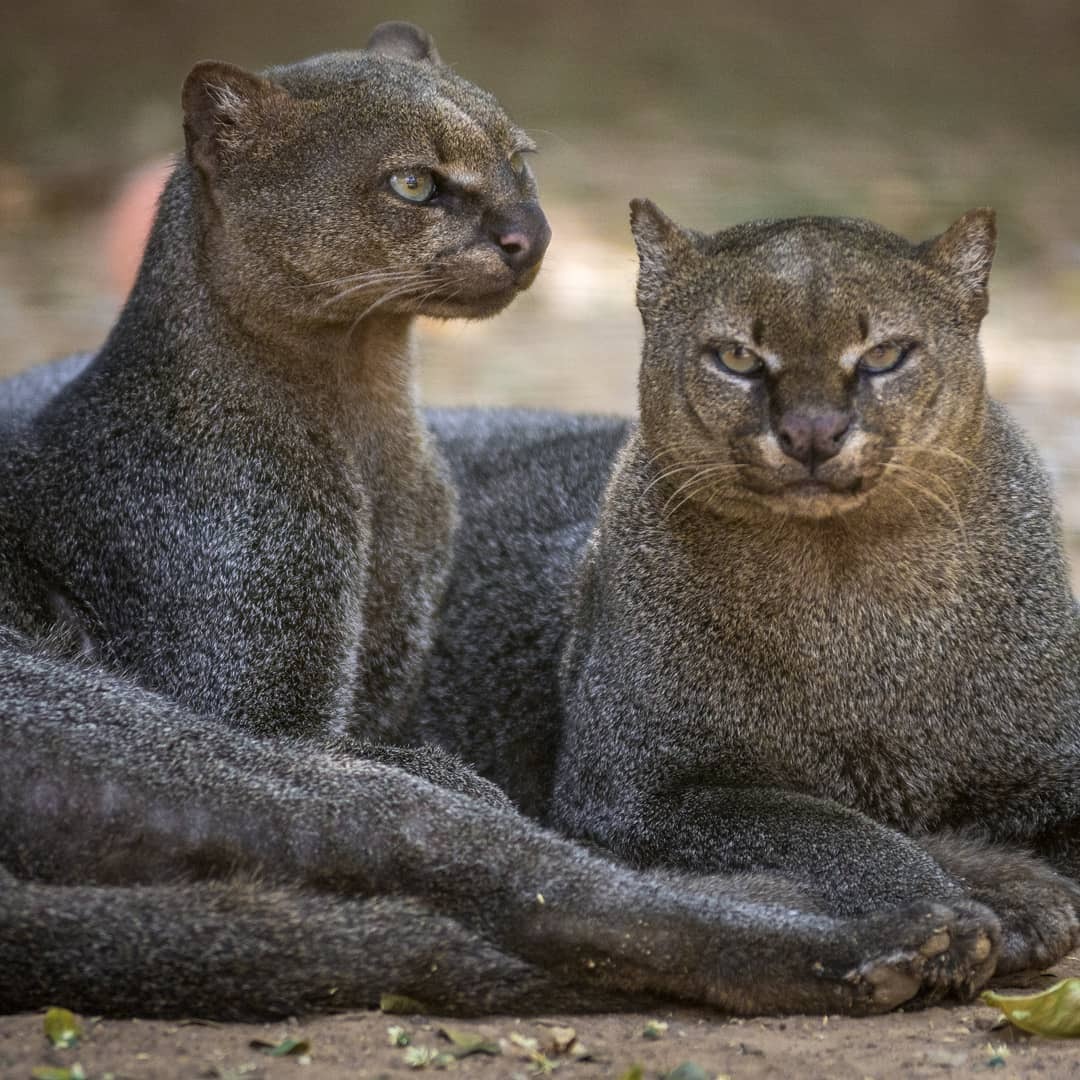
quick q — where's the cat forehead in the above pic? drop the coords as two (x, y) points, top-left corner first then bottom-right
(269, 51), (522, 154)
(696, 220), (923, 325)
(706, 217), (915, 278)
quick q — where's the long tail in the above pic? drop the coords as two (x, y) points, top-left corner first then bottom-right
(0, 868), (637, 1018)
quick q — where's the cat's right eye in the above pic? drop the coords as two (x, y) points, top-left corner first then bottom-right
(858, 340), (913, 374)
(706, 343), (764, 377)
(389, 169), (437, 204)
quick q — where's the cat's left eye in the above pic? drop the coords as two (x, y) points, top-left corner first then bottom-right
(858, 341), (913, 374)
(509, 151), (528, 176)
(707, 343), (764, 377)
(389, 169), (436, 204)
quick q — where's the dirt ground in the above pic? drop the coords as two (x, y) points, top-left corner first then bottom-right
(2, 957), (1078, 1080)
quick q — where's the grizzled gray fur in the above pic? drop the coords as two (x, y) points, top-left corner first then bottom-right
(552, 202), (1080, 975)
(0, 24), (1002, 1019)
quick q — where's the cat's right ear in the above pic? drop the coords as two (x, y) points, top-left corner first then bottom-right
(918, 208), (997, 319)
(182, 62), (292, 184)
(630, 199), (694, 310)
(366, 22), (442, 65)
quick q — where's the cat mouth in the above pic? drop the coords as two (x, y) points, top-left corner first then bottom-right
(741, 472), (876, 517)
(423, 270), (542, 318)
(784, 477), (864, 497)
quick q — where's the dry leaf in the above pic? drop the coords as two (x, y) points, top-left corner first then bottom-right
(982, 979), (1080, 1038)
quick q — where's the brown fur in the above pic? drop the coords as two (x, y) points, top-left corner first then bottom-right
(1, 25), (1000, 1021)
(554, 201), (1080, 976)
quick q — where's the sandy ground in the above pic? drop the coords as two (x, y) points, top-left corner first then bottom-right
(2, 957), (1078, 1080)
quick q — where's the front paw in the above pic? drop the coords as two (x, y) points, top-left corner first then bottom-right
(921, 831), (1080, 975)
(843, 899), (1000, 1011)
(984, 871), (1080, 976)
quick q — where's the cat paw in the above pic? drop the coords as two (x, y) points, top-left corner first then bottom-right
(920, 831), (1080, 976)
(842, 900), (1000, 1012)
(982, 870), (1080, 976)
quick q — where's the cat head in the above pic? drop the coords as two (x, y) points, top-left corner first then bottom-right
(630, 200), (996, 521)
(177, 22), (549, 329)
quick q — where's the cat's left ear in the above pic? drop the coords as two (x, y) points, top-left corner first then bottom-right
(919, 208), (996, 318)
(366, 22), (442, 65)
(630, 198), (697, 311)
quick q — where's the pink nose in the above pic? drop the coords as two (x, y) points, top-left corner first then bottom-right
(496, 230), (531, 259)
(486, 205), (551, 274)
(776, 410), (852, 470)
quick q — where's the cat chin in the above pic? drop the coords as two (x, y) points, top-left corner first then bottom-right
(420, 286), (528, 321)
(753, 485), (875, 520)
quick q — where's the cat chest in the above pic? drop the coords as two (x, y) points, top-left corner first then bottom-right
(651, 577), (978, 824)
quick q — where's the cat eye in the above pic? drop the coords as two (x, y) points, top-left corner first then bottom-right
(858, 340), (913, 375)
(707, 343), (764, 377)
(509, 151), (528, 176)
(389, 169), (437, 204)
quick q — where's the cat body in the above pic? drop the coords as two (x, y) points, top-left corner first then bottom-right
(1, 25), (1003, 1019)
(552, 203), (1080, 971)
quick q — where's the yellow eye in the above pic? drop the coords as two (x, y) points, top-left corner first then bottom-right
(509, 151), (528, 175)
(710, 343), (763, 377)
(858, 341), (910, 374)
(389, 169), (436, 203)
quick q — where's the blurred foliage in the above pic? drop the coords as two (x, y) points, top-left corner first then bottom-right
(2, 0), (1079, 264)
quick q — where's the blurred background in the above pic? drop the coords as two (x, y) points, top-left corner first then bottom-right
(2, 0), (1077, 581)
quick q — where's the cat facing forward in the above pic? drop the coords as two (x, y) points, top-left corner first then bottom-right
(553, 202), (1080, 974)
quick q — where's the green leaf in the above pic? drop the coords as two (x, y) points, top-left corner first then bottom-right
(437, 1026), (501, 1058)
(982, 979), (1080, 1038)
(403, 1046), (455, 1069)
(249, 1036), (311, 1056)
(380, 993), (428, 1014)
(388, 1025), (411, 1047)
(43, 1008), (83, 1049)
(663, 1064), (711, 1080)
(32, 1067), (86, 1080)
(618, 1067), (644, 1080)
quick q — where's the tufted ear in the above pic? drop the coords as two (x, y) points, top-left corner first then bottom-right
(630, 198), (695, 311)
(918, 208), (997, 318)
(366, 21), (442, 65)
(182, 61), (292, 182)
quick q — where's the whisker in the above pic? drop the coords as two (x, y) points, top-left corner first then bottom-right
(889, 443), (975, 470)
(641, 460), (729, 498)
(322, 272), (431, 311)
(294, 268), (428, 293)
(882, 463), (969, 549)
(662, 465), (746, 518)
(345, 281), (436, 341)
(883, 461), (963, 515)
(344, 276), (454, 342)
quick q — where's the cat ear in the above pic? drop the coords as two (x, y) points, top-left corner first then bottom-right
(366, 22), (442, 65)
(630, 198), (695, 310)
(919, 209), (997, 317)
(182, 61), (292, 181)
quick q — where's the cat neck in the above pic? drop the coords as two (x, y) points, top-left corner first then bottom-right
(105, 165), (423, 444)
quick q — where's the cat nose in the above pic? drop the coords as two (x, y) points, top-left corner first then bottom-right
(776, 410), (852, 470)
(488, 206), (551, 274)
